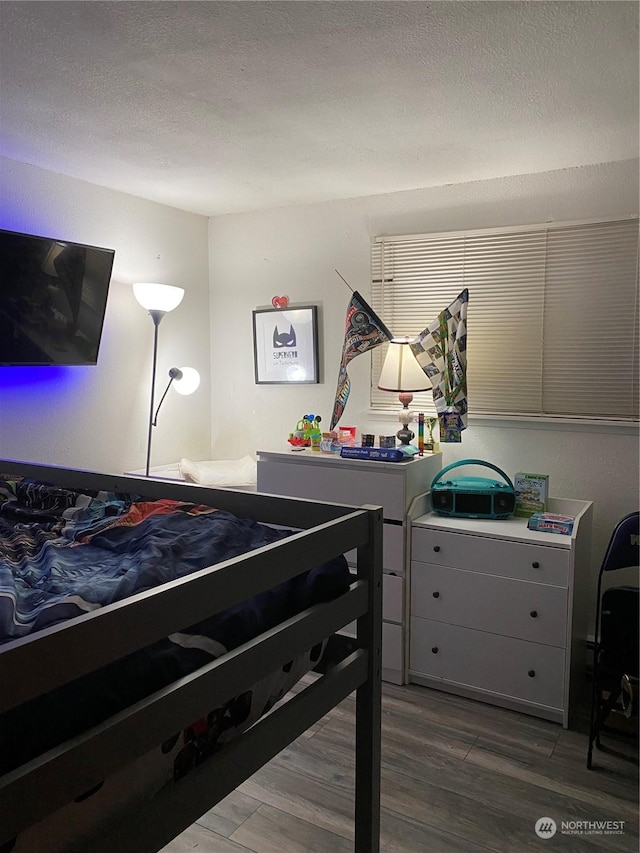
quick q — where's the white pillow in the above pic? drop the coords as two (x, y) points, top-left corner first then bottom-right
(179, 456), (257, 487)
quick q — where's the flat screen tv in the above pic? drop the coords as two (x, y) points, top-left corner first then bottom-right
(0, 228), (115, 366)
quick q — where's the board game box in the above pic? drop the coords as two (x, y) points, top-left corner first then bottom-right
(514, 472), (549, 518)
(527, 512), (575, 535)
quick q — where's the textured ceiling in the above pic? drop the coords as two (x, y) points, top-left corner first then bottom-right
(0, 1), (637, 216)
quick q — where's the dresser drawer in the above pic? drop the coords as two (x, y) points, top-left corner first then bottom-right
(412, 527), (569, 587)
(411, 563), (568, 647)
(345, 521), (404, 574)
(340, 573), (404, 634)
(257, 459), (406, 520)
(382, 621), (403, 676)
(410, 617), (565, 710)
(383, 572), (403, 624)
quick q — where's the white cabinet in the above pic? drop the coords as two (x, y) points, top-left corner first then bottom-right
(257, 449), (442, 684)
(410, 499), (592, 727)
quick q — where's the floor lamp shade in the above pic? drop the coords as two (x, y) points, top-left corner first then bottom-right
(133, 282), (184, 313)
(171, 366), (201, 395)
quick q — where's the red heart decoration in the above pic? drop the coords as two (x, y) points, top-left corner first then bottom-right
(271, 295), (289, 309)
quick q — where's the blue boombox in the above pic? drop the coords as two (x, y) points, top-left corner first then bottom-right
(430, 459), (516, 519)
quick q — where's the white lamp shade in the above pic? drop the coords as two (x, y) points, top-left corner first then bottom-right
(173, 366), (200, 395)
(378, 338), (430, 392)
(133, 282), (184, 313)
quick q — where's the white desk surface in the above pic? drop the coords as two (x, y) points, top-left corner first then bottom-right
(413, 497), (592, 549)
(257, 447), (440, 473)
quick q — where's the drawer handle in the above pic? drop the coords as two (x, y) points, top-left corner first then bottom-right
(532, 561), (540, 569)
(528, 669), (536, 678)
(431, 646), (439, 654)
(432, 591), (440, 598)
(433, 545), (441, 553)
(530, 610), (538, 618)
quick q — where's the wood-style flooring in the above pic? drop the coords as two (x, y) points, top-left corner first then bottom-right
(161, 675), (638, 852)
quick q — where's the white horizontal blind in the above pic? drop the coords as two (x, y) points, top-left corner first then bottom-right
(371, 218), (639, 420)
(543, 221), (639, 418)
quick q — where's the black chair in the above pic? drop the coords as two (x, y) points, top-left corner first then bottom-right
(587, 510), (639, 769)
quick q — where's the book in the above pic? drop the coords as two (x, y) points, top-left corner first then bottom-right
(340, 447), (408, 462)
(514, 472), (549, 518)
(527, 512), (575, 535)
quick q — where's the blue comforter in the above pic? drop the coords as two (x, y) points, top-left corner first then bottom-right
(0, 478), (350, 777)
(0, 479), (299, 642)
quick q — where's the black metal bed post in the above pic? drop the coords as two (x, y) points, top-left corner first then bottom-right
(355, 504), (383, 853)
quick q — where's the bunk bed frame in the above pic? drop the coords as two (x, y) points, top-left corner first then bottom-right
(0, 459), (383, 852)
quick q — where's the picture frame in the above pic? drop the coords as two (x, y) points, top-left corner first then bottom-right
(252, 305), (319, 384)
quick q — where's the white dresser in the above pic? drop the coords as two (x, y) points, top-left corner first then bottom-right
(257, 449), (443, 684)
(410, 498), (592, 727)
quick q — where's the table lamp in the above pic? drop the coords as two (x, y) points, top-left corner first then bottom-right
(377, 337), (430, 445)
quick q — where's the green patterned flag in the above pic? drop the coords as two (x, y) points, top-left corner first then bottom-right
(410, 290), (468, 440)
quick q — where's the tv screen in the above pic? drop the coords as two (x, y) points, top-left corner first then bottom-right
(0, 228), (114, 365)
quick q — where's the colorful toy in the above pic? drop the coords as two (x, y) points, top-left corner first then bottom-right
(337, 425), (357, 446)
(288, 413), (322, 448)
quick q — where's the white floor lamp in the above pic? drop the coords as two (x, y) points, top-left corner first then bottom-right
(133, 282), (191, 475)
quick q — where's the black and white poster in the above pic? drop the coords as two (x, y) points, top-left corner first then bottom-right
(252, 305), (319, 384)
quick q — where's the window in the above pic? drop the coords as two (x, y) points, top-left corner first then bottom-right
(371, 217), (639, 421)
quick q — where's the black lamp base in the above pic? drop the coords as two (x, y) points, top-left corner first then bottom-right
(396, 426), (414, 446)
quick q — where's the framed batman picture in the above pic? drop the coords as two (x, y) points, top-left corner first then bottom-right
(252, 305), (319, 384)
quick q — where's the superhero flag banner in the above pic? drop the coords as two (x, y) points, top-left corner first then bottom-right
(252, 305), (319, 384)
(410, 289), (469, 441)
(330, 292), (393, 430)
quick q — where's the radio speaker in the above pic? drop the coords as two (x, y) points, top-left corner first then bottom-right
(430, 459), (516, 520)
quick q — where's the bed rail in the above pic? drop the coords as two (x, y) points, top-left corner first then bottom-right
(0, 512), (369, 711)
(84, 650), (370, 853)
(0, 460), (382, 852)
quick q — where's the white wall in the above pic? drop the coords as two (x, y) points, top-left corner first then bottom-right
(209, 158), (639, 631)
(0, 155), (636, 632)
(0, 157), (212, 473)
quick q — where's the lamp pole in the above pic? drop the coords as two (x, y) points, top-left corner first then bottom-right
(133, 283), (186, 476)
(145, 310), (165, 476)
